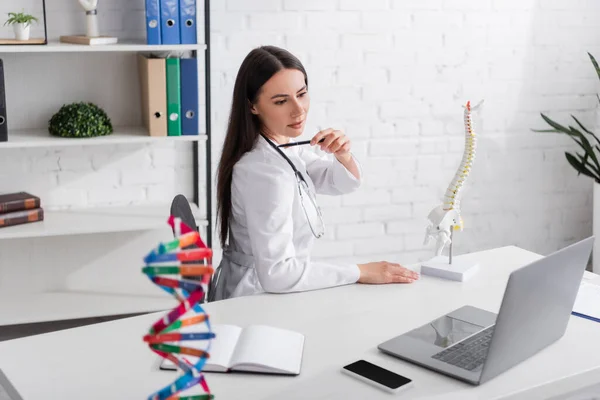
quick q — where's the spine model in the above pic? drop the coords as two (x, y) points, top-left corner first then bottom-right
(444, 100), (480, 215)
(424, 100), (483, 256)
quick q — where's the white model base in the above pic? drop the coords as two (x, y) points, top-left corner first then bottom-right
(420, 256), (479, 282)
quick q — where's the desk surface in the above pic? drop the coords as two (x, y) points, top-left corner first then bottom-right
(0, 245), (599, 400)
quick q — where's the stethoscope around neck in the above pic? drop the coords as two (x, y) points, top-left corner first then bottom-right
(259, 133), (325, 239)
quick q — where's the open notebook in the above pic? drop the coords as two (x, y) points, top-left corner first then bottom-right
(159, 324), (304, 375)
(572, 271), (600, 323)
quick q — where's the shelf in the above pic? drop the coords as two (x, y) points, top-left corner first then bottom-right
(0, 291), (176, 326)
(0, 202), (209, 240)
(0, 39), (207, 53)
(0, 127), (207, 149)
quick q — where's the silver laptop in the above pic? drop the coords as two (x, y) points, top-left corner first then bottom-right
(378, 236), (594, 385)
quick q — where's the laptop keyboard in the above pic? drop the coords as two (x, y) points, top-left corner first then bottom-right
(431, 325), (495, 371)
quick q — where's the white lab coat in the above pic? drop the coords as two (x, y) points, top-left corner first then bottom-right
(210, 134), (363, 301)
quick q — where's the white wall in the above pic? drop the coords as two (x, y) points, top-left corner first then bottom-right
(210, 0), (600, 267)
(0, 0), (597, 302)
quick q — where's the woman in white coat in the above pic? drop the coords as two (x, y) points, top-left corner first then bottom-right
(209, 45), (419, 301)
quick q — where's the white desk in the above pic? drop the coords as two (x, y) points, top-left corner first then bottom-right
(0, 245), (599, 400)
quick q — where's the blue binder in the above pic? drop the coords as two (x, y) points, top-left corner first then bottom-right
(160, 0), (181, 45)
(180, 58), (199, 135)
(179, 0), (197, 44)
(145, 0), (161, 44)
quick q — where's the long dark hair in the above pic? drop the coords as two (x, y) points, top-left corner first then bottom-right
(216, 45), (308, 247)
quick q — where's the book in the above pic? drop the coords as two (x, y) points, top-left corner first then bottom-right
(572, 271), (600, 323)
(138, 54), (167, 137)
(0, 208), (43, 228)
(0, 59), (6, 143)
(160, 0), (181, 44)
(160, 324), (304, 375)
(165, 58), (182, 136)
(145, 0), (161, 45)
(59, 35), (118, 46)
(180, 58), (199, 135)
(0, 192), (40, 214)
(179, 0), (197, 44)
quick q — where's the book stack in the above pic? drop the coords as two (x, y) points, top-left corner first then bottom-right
(138, 54), (199, 137)
(0, 192), (44, 229)
(145, 0), (198, 45)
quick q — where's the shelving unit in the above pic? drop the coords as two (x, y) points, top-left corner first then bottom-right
(0, 40), (206, 53)
(0, 203), (209, 240)
(0, 0), (213, 326)
(0, 7), (212, 242)
(0, 127), (207, 148)
(0, 291), (177, 326)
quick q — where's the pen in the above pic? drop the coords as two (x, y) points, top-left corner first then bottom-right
(278, 137), (325, 148)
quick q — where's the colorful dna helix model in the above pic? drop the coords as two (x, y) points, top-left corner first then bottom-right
(142, 216), (216, 400)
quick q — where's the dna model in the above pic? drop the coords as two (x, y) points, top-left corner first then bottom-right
(424, 100), (484, 257)
(142, 216), (215, 400)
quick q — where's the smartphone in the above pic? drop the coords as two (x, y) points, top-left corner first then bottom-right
(341, 360), (413, 394)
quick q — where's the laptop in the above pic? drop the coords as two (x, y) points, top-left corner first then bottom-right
(378, 236), (594, 385)
(0, 368), (23, 400)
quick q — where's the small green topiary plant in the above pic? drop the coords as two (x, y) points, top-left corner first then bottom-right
(48, 102), (113, 138)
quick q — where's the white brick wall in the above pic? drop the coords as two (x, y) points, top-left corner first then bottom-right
(210, 0), (599, 267)
(1, 0), (597, 277)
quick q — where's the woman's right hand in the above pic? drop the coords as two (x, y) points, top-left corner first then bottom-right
(357, 261), (419, 284)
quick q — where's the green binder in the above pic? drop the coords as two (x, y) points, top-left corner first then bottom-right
(166, 57), (182, 136)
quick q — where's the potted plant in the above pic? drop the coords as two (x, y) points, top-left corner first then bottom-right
(48, 102), (113, 138)
(533, 52), (600, 273)
(3, 11), (38, 41)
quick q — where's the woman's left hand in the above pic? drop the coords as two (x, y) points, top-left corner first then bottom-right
(310, 128), (352, 160)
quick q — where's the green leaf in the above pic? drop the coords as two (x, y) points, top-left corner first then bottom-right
(576, 152), (600, 176)
(566, 152), (599, 180)
(534, 113), (588, 149)
(589, 52), (600, 82)
(531, 129), (560, 133)
(567, 125), (600, 171)
(571, 115), (593, 135)
(540, 113), (571, 133)
(4, 11), (38, 26)
(572, 114), (600, 149)
(570, 126), (600, 171)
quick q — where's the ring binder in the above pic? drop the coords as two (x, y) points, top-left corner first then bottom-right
(180, 0), (197, 44)
(0, 59), (7, 142)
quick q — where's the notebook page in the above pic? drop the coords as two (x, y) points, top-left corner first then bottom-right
(160, 324), (242, 371)
(582, 270), (600, 284)
(204, 324), (243, 370)
(229, 325), (304, 374)
(573, 282), (600, 320)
